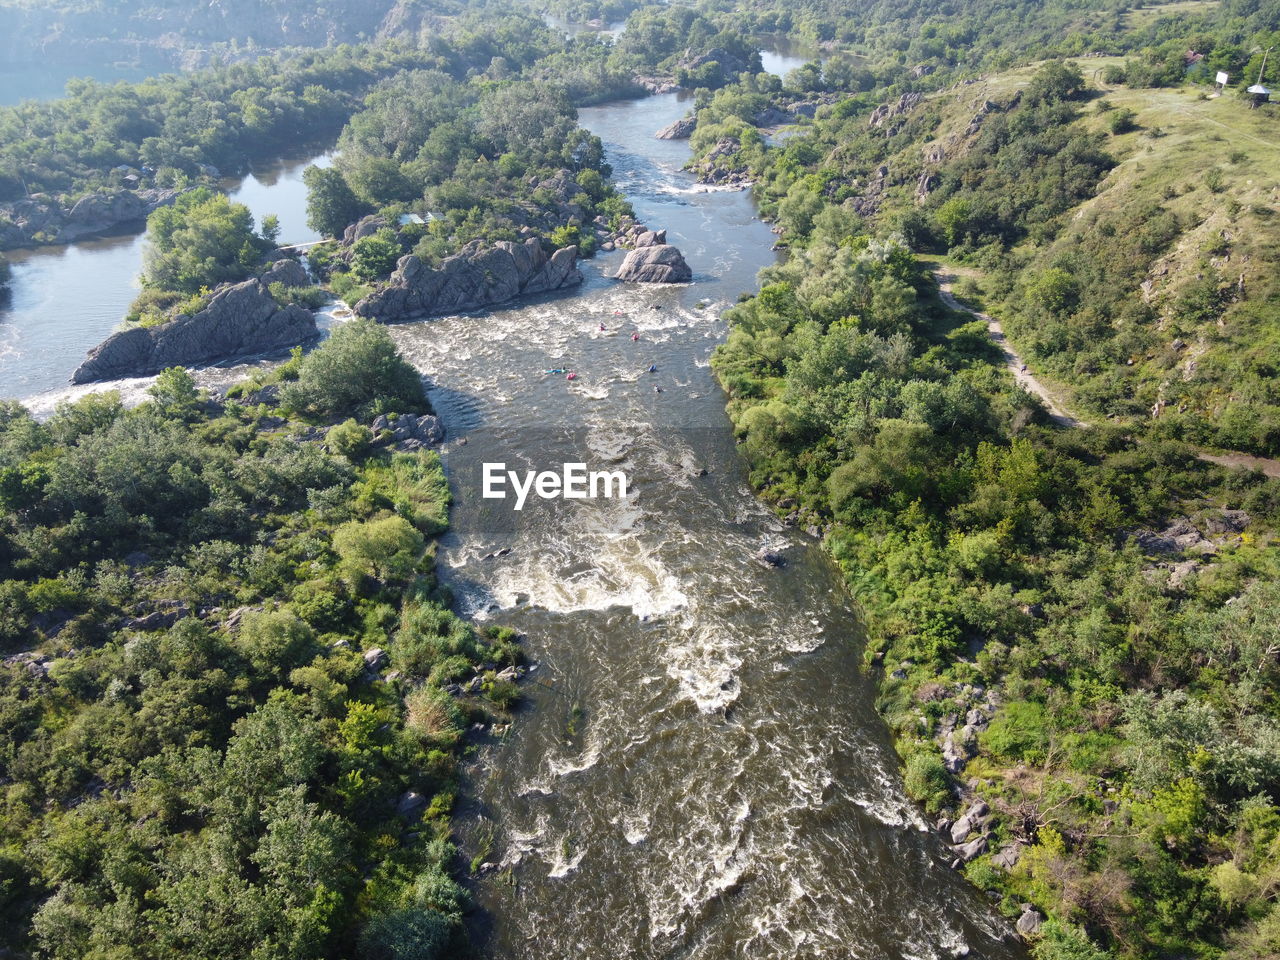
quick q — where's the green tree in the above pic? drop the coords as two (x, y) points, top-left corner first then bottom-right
(303, 166), (369, 239)
(351, 229), (403, 282)
(332, 515), (424, 583)
(142, 187), (269, 294)
(280, 319), (427, 420)
(149, 367), (203, 419)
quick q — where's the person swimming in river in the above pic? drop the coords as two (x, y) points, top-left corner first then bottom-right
(647, 364), (657, 373)
(599, 322), (606, 331)
(566, 371), (576, 381)
(631, 332), (640, 341)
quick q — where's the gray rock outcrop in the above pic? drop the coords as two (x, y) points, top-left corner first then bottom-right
(71, 264), (317, 383)
(353, 238), (582, 323)
(868, 92), (924, 132)
(655, 116), (697, 140)
(342, 214), (389, 245)
(612, 244), (692, 284)
(371, 413), (445, 450)
(1016, 905), (1044, 937)
(1, 187), (184, 249)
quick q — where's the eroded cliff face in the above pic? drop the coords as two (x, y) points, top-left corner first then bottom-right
(353, 239), (583, 323)
(71, 260), (317, 383)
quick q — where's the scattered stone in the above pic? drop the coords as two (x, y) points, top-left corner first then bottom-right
(868, 92), (924, 131)
(370, 413), (445, 450)
(1016, 905), (1044, 937)
(396, 790), (426, 819)
(1205, 508), (1251, 534)
(363, 647), (388, 668)
(992, 844), (1022, 871)
(942, 733), (971, 774)
(950, 815), (976, 845)
(1167, 559), (1202, 589)
(956, 835), (988, 861)
(754, 547), (786, 568)
(122, 604), (188, 632)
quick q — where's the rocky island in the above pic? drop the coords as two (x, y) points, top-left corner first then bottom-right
(353, 238), (584, 323)
(0, 188), (183, 249)
(607, 227), (693, 283)
(71, 260), (318, 383)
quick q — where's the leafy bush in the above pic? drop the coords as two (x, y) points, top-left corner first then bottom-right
(903, 751), (951, 813)
(280, 319), (427, 421)
(327, 418), (374, 460)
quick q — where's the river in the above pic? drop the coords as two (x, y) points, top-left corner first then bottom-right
(388, 94), (1025, 959)
(0, 53), (1025, 960)
(0, 152), (333, 410)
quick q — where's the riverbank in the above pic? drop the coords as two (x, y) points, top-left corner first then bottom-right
(711, 207), (1280, 960)
(0, 320), (537, 959)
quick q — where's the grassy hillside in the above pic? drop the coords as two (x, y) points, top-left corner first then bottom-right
(695, 52), (1280, 455)
(949, 62), (1280, 455)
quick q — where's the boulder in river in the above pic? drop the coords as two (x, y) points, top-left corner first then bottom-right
(612, 244), (692, 284)
(754, 547), (786, 568)
(71, 263), (318, 383)
(655, 116), (697, 140)
(353, 238), (582, 323)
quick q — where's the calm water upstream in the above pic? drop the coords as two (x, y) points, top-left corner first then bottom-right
(2, 50), (1025, 958)
(380, 92), (1026, 959)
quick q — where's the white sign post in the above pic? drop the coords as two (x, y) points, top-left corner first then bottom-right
(1216, 70), (1229, 88)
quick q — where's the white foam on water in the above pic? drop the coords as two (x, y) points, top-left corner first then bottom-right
(663, 619), (743, 714)
(23, 375), (159, 419)
(546, 836), (587, 878)
(617, 811), (650, 845)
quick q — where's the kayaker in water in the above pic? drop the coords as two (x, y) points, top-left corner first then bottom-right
(648, 364), (657, 373)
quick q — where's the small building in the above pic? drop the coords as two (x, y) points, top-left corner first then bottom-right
(398, 212), (436, 226)
(1248, 83), (1271, 108)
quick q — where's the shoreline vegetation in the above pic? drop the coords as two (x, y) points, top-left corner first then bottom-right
(698, 4), (1280, 955)
(0, 323), (526, 959)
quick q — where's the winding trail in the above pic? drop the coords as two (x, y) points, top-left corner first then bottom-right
(934, 271), (1087, 427)
(933, 267), (1280, 479)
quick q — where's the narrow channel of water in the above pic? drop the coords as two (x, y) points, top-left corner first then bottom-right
(0, 151), (333, 406)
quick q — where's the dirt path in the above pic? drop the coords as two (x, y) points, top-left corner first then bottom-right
(934, 273), (1088, 428)
(1197, 451), (1280, 479)
(930, 268), (1280, 478)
